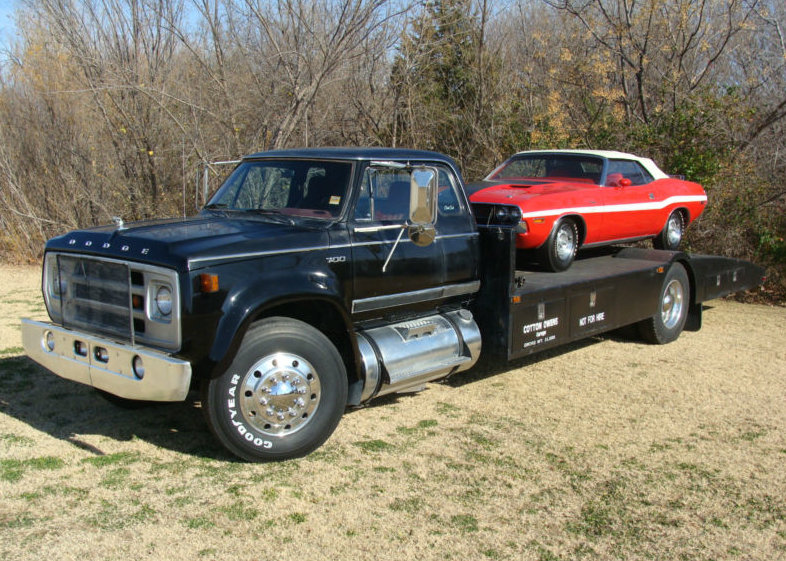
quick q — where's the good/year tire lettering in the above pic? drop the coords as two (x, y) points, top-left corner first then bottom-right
(225, 374), (273, 448)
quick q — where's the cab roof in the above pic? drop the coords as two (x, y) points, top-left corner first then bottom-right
(243, 147), (458, 167)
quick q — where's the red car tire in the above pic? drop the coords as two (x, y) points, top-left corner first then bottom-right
(653, 210), (684, 251)
(540, 218), (579, 272)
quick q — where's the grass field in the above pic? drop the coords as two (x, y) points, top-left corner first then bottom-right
(1, 265), (784, 560)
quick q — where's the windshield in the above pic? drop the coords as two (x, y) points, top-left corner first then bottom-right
(490, 154), (603, 184)
(206, 159), (353, 219)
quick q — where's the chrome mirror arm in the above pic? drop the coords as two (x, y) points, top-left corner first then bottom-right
(382, 224), (407, 273)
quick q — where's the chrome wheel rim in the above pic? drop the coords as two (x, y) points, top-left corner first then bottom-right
(239, 352), (321, 437)
(666, 214), (682, 247)
(555, 223), (576, 261)
(661, 279), (685, 329)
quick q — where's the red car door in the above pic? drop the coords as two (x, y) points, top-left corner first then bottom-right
(602, 160), (662, 240)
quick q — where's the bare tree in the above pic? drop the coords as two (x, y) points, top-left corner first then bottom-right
(240, 0), (403, 149)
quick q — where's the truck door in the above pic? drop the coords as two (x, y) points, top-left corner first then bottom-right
(349, 164), (475, 318)
(433, 165), (479, 286)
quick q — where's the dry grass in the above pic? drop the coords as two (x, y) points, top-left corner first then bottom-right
(1, 264), (784, 560)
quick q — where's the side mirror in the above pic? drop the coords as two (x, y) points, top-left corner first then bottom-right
(619, 178), (632, 187)
(409, 167), (438, 224)
(408, 167), (438, 246)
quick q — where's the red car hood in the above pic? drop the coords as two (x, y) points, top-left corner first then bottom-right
(470, 179), (596, 205)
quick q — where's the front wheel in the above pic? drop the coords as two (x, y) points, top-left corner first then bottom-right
(653, 210), (684, 250)
(202, 317), (347, 461)
(638, 262), (690, 344)
(540, 218), (579, 272)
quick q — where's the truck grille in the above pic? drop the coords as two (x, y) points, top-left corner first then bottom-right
(44, 253), (181, 350)
(59, 255), (132, 341)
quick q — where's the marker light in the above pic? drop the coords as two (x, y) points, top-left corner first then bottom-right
(199, 274), (220, 293)
(132, 356), (145, 380)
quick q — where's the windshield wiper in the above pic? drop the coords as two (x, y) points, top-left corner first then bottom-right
(203, 203), (228, 210)
(250, 209), (296, 226)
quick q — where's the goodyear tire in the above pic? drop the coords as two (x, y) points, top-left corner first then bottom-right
(202, 317), (347, 461)
(638, 262), (690, 344)
(540, 218), (579, 272)
(653, 210), (684, 250)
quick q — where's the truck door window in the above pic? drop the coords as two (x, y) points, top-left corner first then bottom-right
(437, 167), (462, 216)
(355, 165), (462, 223)
(355, 168), (411, 223)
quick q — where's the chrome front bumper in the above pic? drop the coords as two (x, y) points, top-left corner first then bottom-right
(21, 319), (192, 401)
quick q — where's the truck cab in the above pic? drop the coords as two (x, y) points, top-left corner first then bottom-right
(23, 149), (486, 461)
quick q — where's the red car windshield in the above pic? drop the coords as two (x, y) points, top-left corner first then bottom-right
(490, 154), (603, 184)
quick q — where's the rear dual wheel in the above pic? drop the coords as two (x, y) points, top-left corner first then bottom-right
(202, 317), (347, 461)
(638, 262), (690, 344)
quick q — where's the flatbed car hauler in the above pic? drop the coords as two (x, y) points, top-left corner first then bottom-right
(21, 149), (765, 461)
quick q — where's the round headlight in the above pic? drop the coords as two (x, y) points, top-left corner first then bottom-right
(155, 286), (173, 316)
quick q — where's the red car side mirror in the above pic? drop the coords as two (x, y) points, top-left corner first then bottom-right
(606, 173), (632, 187)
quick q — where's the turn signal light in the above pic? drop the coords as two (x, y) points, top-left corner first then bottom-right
(199, 274), (220, 293)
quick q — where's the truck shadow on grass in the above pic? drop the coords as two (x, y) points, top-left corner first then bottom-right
(347, 333), (616, 414)
(446, 336), (605, 388)
(0, 355), (233, 461)
(1, 325), (657, 457)
(443, 314), (687, 388)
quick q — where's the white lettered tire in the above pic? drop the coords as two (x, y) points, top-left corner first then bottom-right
(202, 317), (347, 461)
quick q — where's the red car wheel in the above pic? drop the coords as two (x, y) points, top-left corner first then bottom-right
(540, 218), (578, 272)
(653, 211), (684, 251)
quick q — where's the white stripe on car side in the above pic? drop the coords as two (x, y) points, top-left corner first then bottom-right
(517, 195), (707, 219)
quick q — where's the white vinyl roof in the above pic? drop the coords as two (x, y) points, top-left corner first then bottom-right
(513, 149), (669, 180)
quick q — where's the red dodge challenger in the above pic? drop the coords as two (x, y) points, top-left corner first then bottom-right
(468, 150), (707, 271)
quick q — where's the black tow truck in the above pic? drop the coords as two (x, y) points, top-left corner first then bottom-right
(22, 148), (764, 461)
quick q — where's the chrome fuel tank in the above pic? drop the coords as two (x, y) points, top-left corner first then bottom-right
(356, 309), (481, 401)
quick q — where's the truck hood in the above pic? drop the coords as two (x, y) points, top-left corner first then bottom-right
(44, 213), (332, 271)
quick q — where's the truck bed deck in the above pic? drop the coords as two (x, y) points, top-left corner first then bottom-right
(514, 246), (668, 291)
(474, 229), (764, 361)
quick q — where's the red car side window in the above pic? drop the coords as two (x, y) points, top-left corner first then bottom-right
(606, 160), (654, 186)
